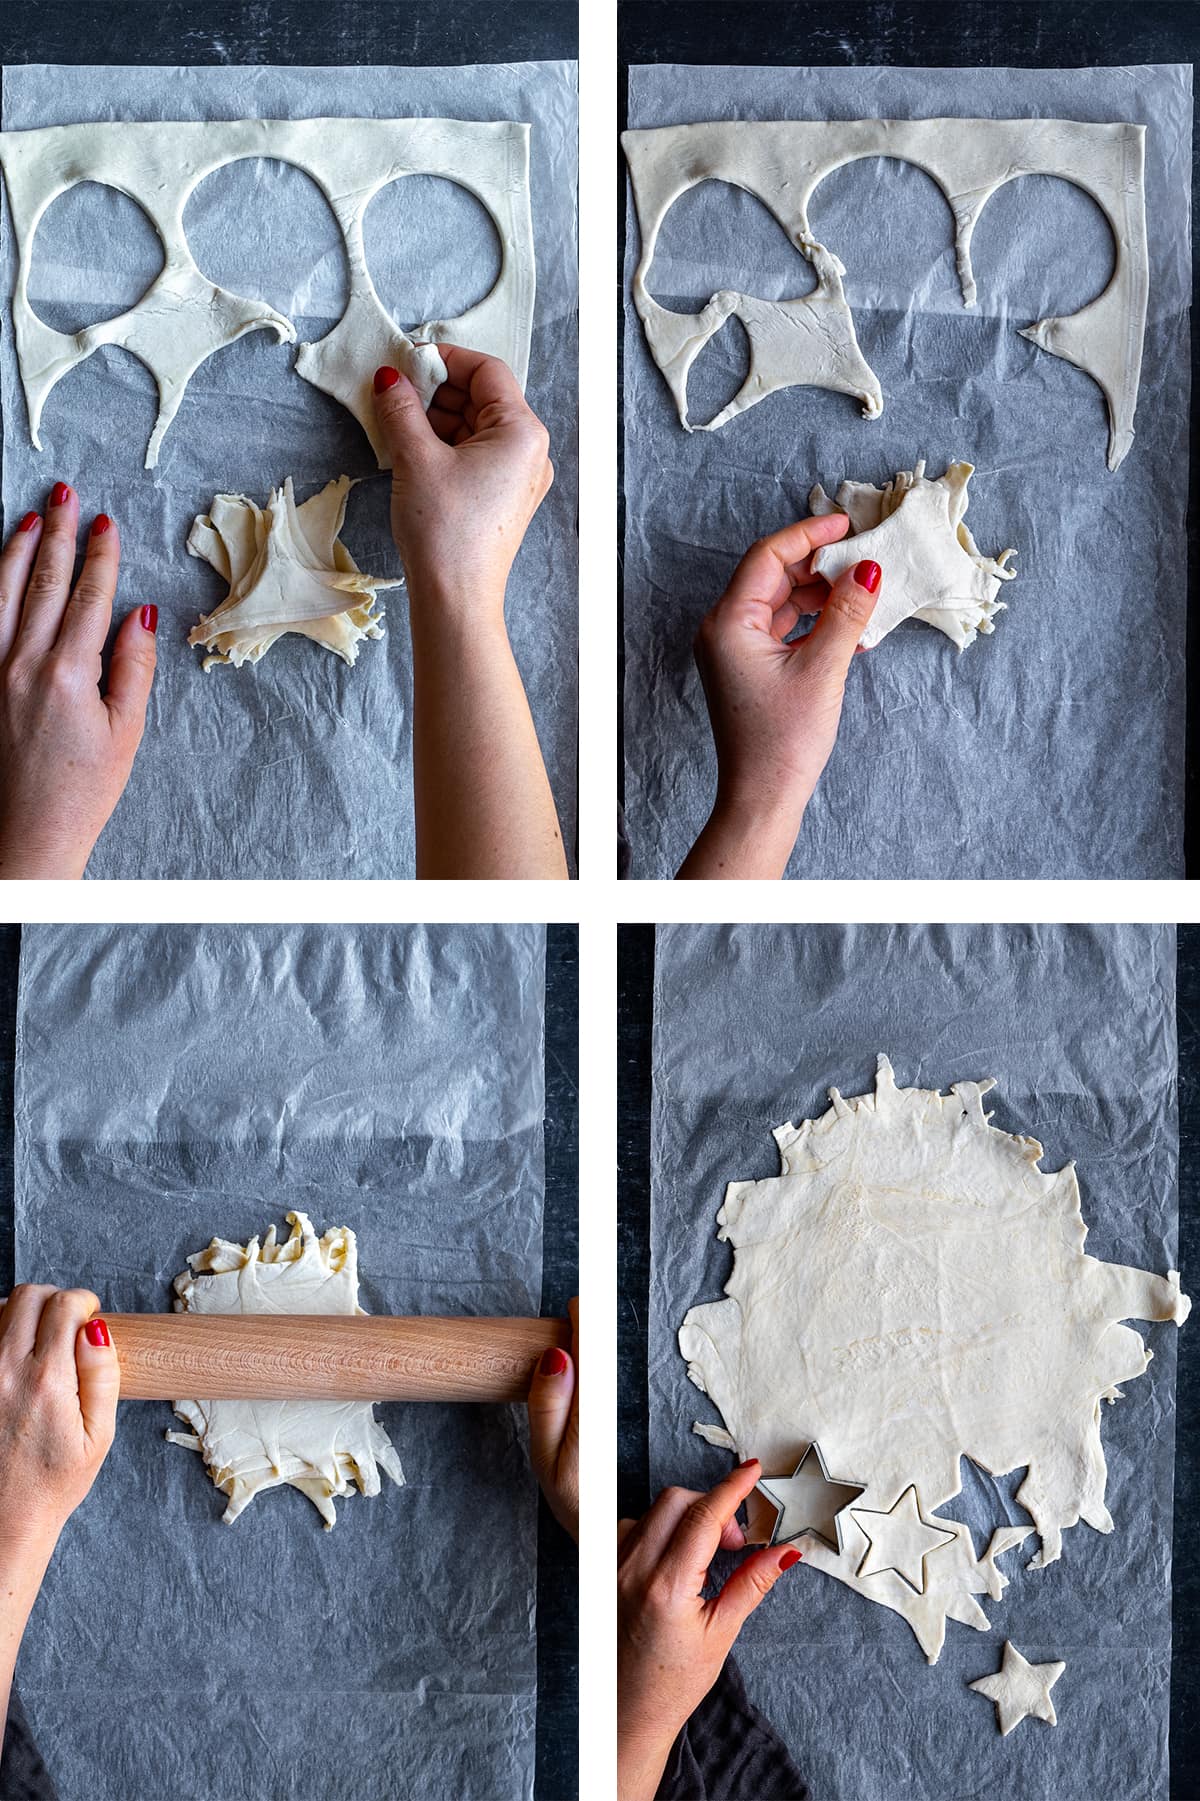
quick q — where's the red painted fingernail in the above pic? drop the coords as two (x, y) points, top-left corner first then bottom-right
(91, 514), (112, 537)
(50, 482), (70, 508)
(738, 1457), (760, 1469)
(854, 559), (882, 594)
(539, 1346), (568, 1377)
(85, 1318), (110, 1348)
(140, 604), (158, 634)
(779, 1548), (802, 1570)
(17, 512), (39, 533)
(374, 366), (401, 394)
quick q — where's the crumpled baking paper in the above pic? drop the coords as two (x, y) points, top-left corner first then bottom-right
(0, 61), (577, 878)
(649, 923), (1178, 1801)
(13, 924), (546, 1801)
(623, 65), (1190, 878)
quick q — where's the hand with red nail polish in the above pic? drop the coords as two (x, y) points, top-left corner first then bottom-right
(678, 514), (883, 880)
(370, 345), (566, 878)
(526, 1297), (579, 1541)
(0, 1285), (120, 1726)
(618, 1459), (804, 1800)
(0, 492), (157, 878)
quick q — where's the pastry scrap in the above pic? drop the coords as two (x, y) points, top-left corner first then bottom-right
(809, 459), (1017, 650)
(0, 116), (535, 468)
(623, 117), (1147, 469)
(166, 1210), (404, 1528)
(681, 1055), (1189, 1662)
(187, 475), (401, 670)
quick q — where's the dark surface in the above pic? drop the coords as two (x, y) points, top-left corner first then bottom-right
(617, 0), (1200, 871)
(619, 923), (1200, 1800)
(0, 924), (577, 1801)
(0, 0), (576, 68)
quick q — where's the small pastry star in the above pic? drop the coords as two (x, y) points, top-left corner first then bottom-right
(969, 1641), (1065, 1736)
(755, 1442), (866, 1551)
(848, 1484), (956, 1594)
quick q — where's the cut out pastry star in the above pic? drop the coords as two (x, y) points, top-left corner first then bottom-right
(755, 1442), (865, 1551)
(849, 1484), (957, 1595)
(969, 1641), (1065, 1736)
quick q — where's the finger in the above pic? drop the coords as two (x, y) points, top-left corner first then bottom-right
(33, 1286), (100, 1362)
(0, 1284), (58, 1358)
(619, 1484), (748, 1570)
(722, 513), (850, 611)
(708, 1543), (803, 1639)
(373, 367), (440, 472)
(427, 404), (464, 443)
(804, 557), (882, 670)
(0, 509), (43, 662)
(75, 1311), (120, 1449)
(429, 380), (469, 417)
(55, 514), (119, 664)
(657, 1460), (764, 1594)
(770, 601), (802, 642)
(16, 481), (79, 653)
(527, 1340), (576, 1487)
(103, 603), (158, 739)
(438, 343), (528, 420)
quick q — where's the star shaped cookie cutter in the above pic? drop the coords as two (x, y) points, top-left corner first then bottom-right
(754, 1442), (867, 1552)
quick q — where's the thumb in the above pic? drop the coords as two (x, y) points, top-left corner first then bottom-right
(75, 1314), (121, 1450)
(104, 604), (157, 738)
(526, 1342), (576, 1486)
(709, 1543), (803, 1639)
(806, 558), (882, 671)
(372, 367), (436, 470)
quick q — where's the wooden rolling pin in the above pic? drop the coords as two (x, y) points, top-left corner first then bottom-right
(1, 1305), (570, 1403)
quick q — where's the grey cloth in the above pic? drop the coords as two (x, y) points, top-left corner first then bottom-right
(657, 1658), (810, 1801)
(0, 1696), (55, 1801)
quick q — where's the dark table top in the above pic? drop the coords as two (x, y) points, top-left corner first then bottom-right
(619, 923), (1200, 1799)
(617, 0), (1199, 869)
(0, 923), (577, 1801)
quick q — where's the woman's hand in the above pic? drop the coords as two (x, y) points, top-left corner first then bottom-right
(0, 1286), (120, 1726)
(526, 1297), (578, 1541)
(374, 347), (553, 623)
(617, 1459), (802, 1800)
(371, 352), (567, 879)
(0, 486), (157, 879)
(678, 513), (881, 879)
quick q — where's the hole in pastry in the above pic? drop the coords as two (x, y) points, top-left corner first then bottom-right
(684, 312), (750, 427)
(808, 156), (959, 313)
(184, 158), (349, 331)
(363, 175), (502, 331)
(649, 180), (816, 312)
(28, 182), (165, 331)
(968, 174), (1115, 319)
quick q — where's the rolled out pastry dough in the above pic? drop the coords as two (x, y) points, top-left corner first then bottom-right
(680, 1056), (1189, 1663)
(623, 117), (1148, 470)
(809, 459), (1017, 650)
(166, 1211), (404, 1528)
(187, 475), (401, 670)
(0, 117), (535, 468)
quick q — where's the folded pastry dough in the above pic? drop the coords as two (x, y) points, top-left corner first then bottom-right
(166, 1211), (405, 1528)
(809, 459), (1017, 650)
(187, 475), (401, 670)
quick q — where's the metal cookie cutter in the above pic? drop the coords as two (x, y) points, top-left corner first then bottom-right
(755, 1442), (867, 1552)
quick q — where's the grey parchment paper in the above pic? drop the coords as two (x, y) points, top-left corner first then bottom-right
(623, 65), (1190, 878)
(650, 924), (1180, 1800)
(14, 924), (546, 1801)
(0, 62), (577, 879)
